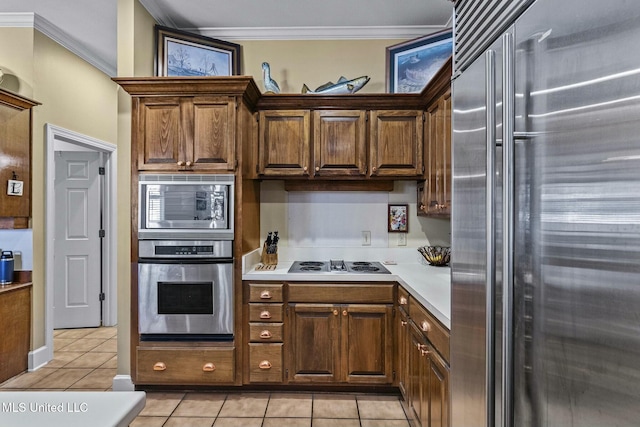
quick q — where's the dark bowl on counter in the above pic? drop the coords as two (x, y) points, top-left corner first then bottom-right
(418, 246), (451, 267)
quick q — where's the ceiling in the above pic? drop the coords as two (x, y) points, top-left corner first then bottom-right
(0, 0), (454, 77)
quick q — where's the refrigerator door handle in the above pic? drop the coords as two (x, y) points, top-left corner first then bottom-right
(485, 47), (497, 427)
(502, 31), (515, 427)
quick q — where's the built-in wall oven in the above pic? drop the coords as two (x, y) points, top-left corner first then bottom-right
(138, 240), (234, 341)
(138, 174), (234, 240)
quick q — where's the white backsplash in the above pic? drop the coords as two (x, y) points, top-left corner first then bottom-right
(260, 180), (451, 251)
(0, 229), (33, 270)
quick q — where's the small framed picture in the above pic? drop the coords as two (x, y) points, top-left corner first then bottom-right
(155, 25), (241, 77)
(386, 29), (453, 93)
(388, 204), (409, 232)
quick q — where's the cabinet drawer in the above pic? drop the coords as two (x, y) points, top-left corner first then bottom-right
(397, 286), (409, 310)
(248, 322), (284, 342)
(136, 347), (235, 384)
(247, 283), (284, 303)
(249, 303), (284, 322)
(248, 343), (283, 383)
(409, 298), (450, 363)
(288, 283), (394, 303)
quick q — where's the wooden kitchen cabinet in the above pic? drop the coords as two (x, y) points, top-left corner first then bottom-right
(370, 110), (424, 177)
(0, 89), (39, 228)
(136, 96), (237, 172)
(287, 282), (395, 385)
(313, 110), (367, 177)
(245, 282), (285, 383)
(289, 302), (394, 384)
(404, 295), (451, 427)
(420, 90), (451, 217)
(258, 110), (311, 176)
(0, 284), (31, 383)
(136, 346), (235, 385)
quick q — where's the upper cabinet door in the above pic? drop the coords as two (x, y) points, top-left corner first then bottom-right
(313, 110), (367, 177)
(137, 96), (237, 172)
(423, 90), (451, 217)
(258, 110), (311, 177)
(191, 96), (236, 171)
(369, 110), (424, 177)
(137, 97), (182, 171)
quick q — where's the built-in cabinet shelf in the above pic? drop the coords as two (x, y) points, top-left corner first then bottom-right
(0, 89), (39, 228)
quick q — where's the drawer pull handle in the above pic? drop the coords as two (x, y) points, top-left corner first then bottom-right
(399, 296), (408, 305)
(202, 362), (216, 372)
(153, 362), (166, 371)
(260, 310), (272, 319)
(259, 360), (272, 370)
(260, 330), (272, 339)
(260, 290), (272, 299)
(421, 321), (431, 332)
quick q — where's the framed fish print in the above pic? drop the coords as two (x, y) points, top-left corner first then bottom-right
(386, 29), (453, 93)
(388, 204), (409, 232)
(155, 25), (241, 77)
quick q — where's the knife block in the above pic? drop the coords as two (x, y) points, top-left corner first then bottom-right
(261, 242), (278, 266)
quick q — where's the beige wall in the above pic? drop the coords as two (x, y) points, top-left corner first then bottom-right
(0, 27), (35, 96)
(240, 39), (404, 94)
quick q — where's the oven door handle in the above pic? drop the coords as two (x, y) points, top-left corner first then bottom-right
(138, 258), (233, 264)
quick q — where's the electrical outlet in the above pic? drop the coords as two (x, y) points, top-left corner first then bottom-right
(362, 231), (371, 246)
(398, 233), (407, 246)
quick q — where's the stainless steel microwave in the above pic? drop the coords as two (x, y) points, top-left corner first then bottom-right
(138, 174), (234, 240)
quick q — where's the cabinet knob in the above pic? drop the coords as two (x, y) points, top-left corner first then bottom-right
(260, 330), (272, 339)
(303, 166), (308, 172)
(401, 320), (408, 326)
(420, 348), (430, 357)
(419, 204), (426, 211)
(177, 161), (185, 167)
(421, 320), (431, 332)
(260, 310), (272, 319)
(342, 310), (348, 316)
(202, 362), (216, 372)
(399, 296), (408, 305)
(259, 360), (272, 370)
(260, 290), (272, 299)
(372, 166), (377, 173)
(333, 309), (339, 316)
(315, 166), (320, 172)
(153, 362), (166, 371)
(186, 161), (193, 167)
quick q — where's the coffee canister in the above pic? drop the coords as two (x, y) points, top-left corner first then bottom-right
(0, 250), (14, 285)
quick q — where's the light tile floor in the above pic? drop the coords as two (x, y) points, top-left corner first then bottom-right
(0, 327), (413, 427)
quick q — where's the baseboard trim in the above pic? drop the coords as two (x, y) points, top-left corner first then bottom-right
(28, 345), (52, 371)
(112, 375), (135, 391)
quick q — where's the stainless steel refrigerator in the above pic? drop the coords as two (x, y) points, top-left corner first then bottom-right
(451, 0), (640, 426)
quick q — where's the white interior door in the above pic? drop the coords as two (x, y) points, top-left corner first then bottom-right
(54, 151), (102, 328)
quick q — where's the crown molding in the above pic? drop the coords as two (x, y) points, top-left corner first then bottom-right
(195, 25), (448, 41)
(0, 12), (115, 77)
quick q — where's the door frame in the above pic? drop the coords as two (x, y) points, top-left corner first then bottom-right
(34, 124), (117, 369)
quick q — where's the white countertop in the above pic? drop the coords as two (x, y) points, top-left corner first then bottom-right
(0, 391), (146, 427)
(242, 250), (451, 329)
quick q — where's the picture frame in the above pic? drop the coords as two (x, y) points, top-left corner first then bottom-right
(155, 25), (241, 77)
(388, 204), (409, 233)
(386, 29), (453, 94)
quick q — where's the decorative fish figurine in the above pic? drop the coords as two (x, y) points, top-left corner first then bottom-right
(262, 62), (280, 94)
(301, 76), (370, 95)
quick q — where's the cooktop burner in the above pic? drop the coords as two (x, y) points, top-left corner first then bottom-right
(288, 260), (391, 274)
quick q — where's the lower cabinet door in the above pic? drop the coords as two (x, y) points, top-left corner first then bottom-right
(248, 343), (283, 383)
(136, 347), (235, 385)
